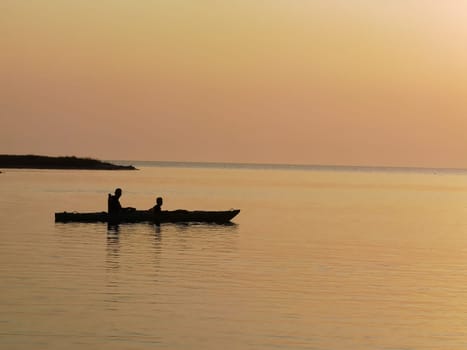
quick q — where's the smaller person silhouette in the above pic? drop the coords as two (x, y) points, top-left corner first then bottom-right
(149, 197), (163, 226)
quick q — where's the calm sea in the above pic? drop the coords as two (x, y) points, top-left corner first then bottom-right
(2, 163), (467, 349)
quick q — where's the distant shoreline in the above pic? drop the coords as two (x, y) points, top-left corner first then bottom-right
(0, 155), (137, 170)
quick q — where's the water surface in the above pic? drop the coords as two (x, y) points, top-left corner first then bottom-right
(2, 165), (467, 349)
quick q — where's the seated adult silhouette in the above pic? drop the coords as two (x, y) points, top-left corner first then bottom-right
(108, 188), (135, 218)
(108, 188), (123, 216)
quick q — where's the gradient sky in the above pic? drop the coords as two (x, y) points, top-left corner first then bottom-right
(2, 1), (467, 167)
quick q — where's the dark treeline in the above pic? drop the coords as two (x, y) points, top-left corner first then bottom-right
(0, 155), (137, 170)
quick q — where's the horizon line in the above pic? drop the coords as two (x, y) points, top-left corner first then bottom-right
(109, 159), (467, 173)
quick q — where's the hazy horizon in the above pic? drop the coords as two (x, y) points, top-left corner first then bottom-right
(105, 158), (467, 173)
(4, 153), (467, 172)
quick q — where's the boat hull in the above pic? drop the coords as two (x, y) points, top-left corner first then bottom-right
(55, 209), (240, 224)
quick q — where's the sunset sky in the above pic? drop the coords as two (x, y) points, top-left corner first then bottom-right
(2, 1), (467, 167)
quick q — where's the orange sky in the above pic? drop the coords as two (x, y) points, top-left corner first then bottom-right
(2, 1), (467, 167)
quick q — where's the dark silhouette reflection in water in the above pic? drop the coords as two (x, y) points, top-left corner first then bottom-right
(154, 224), (162, 235)
(106, 225), (120, 271)
(151, 225), (163, 280)
(107, 223), (120, 233)
(104, 222), (237, 277)
(105, 224), (122, 311)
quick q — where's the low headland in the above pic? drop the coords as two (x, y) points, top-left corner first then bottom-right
(0, 155), (137, 170)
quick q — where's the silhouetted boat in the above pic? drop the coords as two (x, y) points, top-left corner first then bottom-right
(55, 209), (240, 224)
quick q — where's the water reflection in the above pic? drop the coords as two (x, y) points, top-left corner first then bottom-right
(107, 223), (120, 233)
(106, 231), (120, 271)
(105, 225), (122, 311)
(102, 221), (239, 290)
(54, 221), (240, 319)
(154, 224), (161, 235)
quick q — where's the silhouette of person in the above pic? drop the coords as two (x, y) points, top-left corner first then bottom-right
(149, 197), (163, 226)
(108, 188), (135, 218)
(108, 188), (123, 216)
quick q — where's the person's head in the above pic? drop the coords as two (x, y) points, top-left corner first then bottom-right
(115, 188), (122, 198)
(156, 197), (163, 206)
